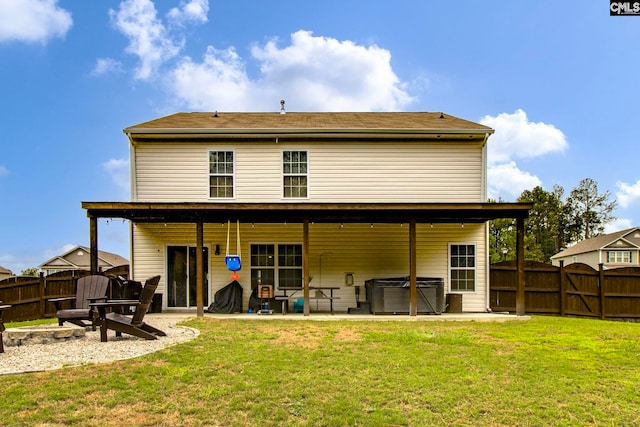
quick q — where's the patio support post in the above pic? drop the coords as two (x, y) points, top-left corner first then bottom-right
(559, 261), (566, 316)
(196, 219), (204, 318)
(409, 219), (417, 316)
(516, 216), (526, 316)
(303, 219), (310, 316)
(89, 215), (98, 274)
(598, 263), (606, 320)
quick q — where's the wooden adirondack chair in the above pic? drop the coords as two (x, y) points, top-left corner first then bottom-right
(91, 275), (165, 342)
(49, 275), (110, 330)
(0, 302), (10, 353)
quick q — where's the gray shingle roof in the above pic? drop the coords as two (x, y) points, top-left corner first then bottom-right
(124, 112), (493, 133)
(551, 227), (640, 258)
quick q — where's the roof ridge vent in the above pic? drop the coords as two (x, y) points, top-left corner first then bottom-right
(280, 99), (286, 114)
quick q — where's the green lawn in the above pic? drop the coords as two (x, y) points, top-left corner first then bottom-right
(1, 316), (639, 426)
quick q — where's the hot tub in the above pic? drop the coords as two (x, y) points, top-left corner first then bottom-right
(365, 277), (445, 315)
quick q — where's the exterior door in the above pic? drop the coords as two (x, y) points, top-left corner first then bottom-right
(167, 246), (209, 308)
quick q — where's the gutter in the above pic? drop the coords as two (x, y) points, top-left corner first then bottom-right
(124, 127), (495, 136)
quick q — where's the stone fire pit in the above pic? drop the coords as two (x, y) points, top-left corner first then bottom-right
(4, 324), (86, 347)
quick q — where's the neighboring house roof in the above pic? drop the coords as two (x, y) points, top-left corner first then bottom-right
(38, 245), (128, 270)
(124, 112), (494, 136)
(0, 265), (12, 275)
(551, 227), (640, 259)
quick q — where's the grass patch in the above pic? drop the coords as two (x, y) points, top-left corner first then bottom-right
(1, 316), (639, 426)
(5, 317), (57, 328)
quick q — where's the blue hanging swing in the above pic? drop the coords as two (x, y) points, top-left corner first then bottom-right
(225, 220), (242, 280)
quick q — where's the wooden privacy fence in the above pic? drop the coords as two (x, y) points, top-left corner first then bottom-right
(0, 266), (129, 322)
(490, 261), (640, 321)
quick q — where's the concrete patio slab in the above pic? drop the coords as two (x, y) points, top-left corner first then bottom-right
(152, 312), (530, 322)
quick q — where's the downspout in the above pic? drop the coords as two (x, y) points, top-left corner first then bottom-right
(127, 134), (137, 280)
(482, 132), (491, 311)
(481, 132), (490, 201)
(485, 221), (491, 312)
(127, 134), (137, 202)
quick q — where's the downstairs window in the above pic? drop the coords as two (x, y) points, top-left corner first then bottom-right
(450, 244), (476, 292)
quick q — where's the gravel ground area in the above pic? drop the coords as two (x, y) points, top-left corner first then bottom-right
(0, 316), (199, 375)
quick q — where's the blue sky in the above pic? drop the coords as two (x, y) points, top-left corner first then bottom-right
(1, 0), (639, 274)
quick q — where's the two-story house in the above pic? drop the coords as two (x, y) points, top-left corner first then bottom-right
(38, 245), (128, 276)
(83, 111), (531, 315)
(551, 227), (640, 269)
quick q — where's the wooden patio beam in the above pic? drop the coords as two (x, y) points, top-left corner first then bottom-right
(82, 201), (532, 224)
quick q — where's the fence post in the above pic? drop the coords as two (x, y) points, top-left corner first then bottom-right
(559, 261), (565, 317)
(515, 217), (526, 316)
(39, 272), (45, 318)
(599, 263), (606, 320)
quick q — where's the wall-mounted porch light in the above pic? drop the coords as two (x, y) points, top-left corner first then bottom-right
(345, 272), (354, 286)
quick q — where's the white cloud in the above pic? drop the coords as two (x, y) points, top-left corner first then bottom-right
(487, 161), (542, 200)
(169, 30), (413, 112)
(171, 46), (253, 111)
(604, 218), (634, 234)
(604, 218), (633, 234)
(109, 0), (182, 80)
(91, 58), (123, 76)
(103, 158), (130, 192)
(167, 0), (209, 24)
(481, 109), (567, 201)
(250, 31), (413, 111)
(616, 179), (640, 208)
(0, 165), (8, 176)
(480, 109), (568, 165)
(107, 0), (411, 112)
(0, 0), (72, 44)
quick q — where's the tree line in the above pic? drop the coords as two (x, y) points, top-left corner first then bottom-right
(490, 178), (617, 263)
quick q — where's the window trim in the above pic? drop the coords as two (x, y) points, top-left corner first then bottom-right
(208, 149), (235, 199)
(282, 149), (309, 199)
(448, 242), (477, 293)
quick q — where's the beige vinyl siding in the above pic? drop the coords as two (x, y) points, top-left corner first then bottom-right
(134, 145), (209, 201)
(133, 222), (486, 312)
(131, 224), (193, 296)
(553, 251), (599, 268)
(310, 142), (483, 202)
(133, 140), (484, 203)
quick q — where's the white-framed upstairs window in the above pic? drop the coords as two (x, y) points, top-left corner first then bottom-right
(607, 250), (631, 263)
(209, 150), (234, 198)
(283, 150), (308, 198)
(449, 243), (476, 292)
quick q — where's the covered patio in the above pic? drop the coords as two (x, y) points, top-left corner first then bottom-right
(82, 201), (532, 317)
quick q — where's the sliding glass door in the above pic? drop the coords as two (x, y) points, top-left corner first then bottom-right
(167, 246), (209, 308)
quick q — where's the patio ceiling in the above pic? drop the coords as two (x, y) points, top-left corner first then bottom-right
(83, 200), (531, 317)
(82, 201), (532, 224)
